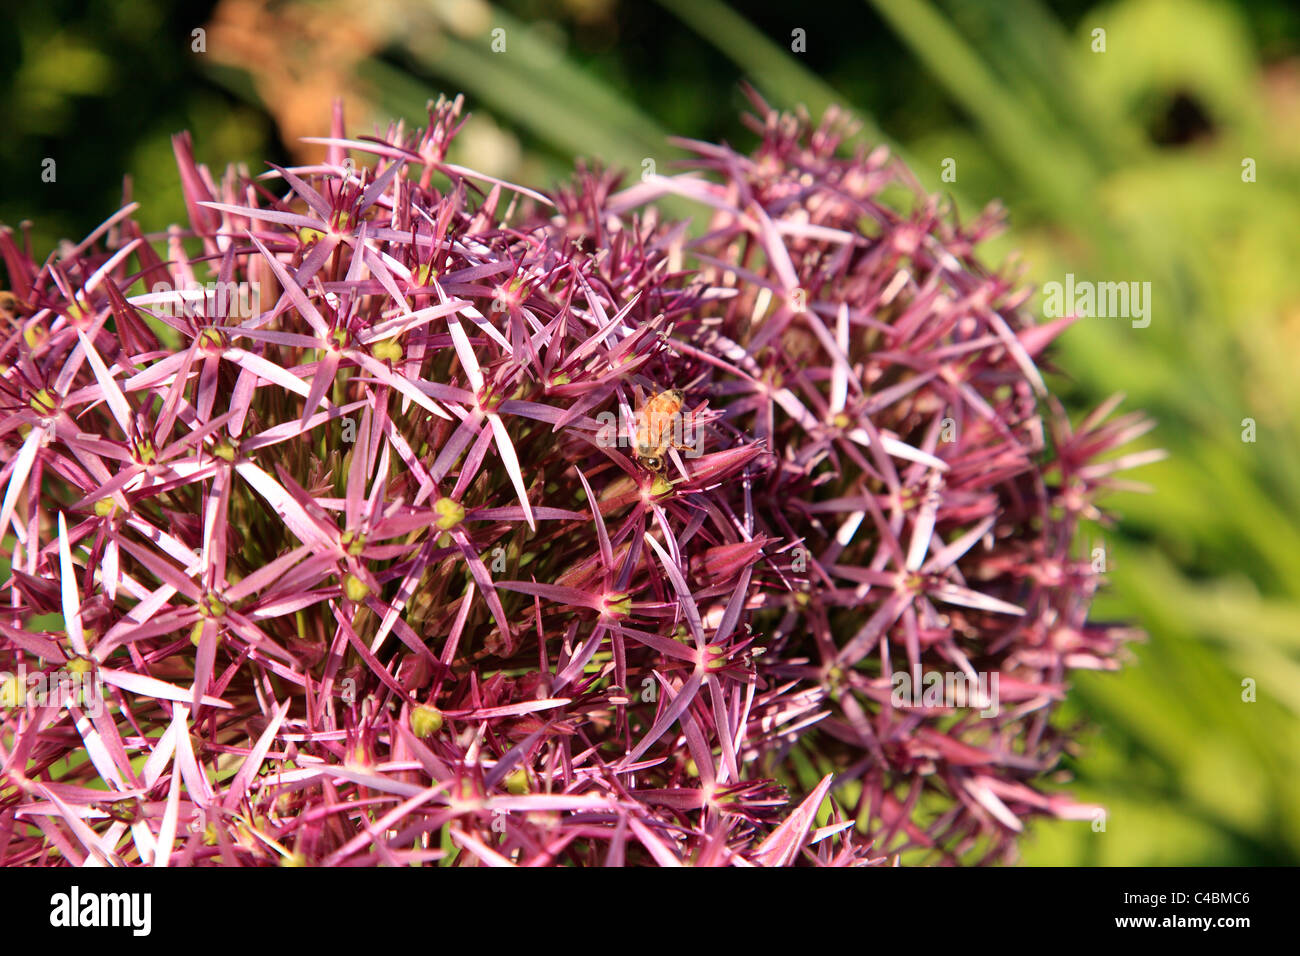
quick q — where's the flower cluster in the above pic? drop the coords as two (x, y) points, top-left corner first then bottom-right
(0, 92), (1153, 865)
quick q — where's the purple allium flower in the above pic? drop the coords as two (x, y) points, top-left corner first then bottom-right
(0, 91), (1156, 866)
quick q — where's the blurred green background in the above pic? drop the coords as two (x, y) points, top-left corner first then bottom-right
(3, 0), (1299, 865)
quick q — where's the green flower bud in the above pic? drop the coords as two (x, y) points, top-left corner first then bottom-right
(66, 657), (93, 676)
(603, 592), (632, 618)
(372, 339), (403, 363)
(411, 705), (444, 738)
(434, 497), (465, 531)
(343, 574), (370, 602)
(0, 674), (27, 709)
(30, 389), (56, 415)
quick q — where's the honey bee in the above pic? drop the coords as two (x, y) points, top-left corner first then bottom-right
(633, 387), (689, 471)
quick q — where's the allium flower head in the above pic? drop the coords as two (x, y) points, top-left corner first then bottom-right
(0, 91), (1155, 866)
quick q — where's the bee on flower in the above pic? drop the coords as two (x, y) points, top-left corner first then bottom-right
(632, 387), (696, 472)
